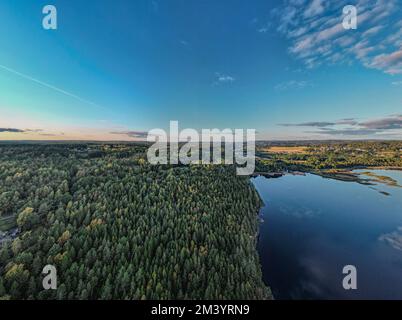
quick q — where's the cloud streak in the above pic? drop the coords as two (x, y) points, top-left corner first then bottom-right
(279, 121), (335, 127)
(279, 115), (402, 137)
(275, 80), (313, 91)
(361, 116), (402, 130)
(0, 128), (65, 137)
(0, 128), (25, 133)
(0, 64), (105, 109)
(109, 131), (149, 139)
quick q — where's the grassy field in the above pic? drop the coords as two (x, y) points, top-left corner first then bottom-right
(262, 146), (309, 154)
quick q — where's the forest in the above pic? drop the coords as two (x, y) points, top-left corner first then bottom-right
(0, 143), (271, 300)
(1, 140), (400, 300)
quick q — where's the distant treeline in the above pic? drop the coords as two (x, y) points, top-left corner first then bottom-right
(256, 141), (402, 172)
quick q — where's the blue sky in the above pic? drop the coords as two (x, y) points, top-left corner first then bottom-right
(0, 0), (401, 140)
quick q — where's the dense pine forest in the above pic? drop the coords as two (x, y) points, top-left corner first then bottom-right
(0, 143), (271, 300)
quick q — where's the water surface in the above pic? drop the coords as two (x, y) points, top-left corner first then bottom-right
(252, 170), (402, 299)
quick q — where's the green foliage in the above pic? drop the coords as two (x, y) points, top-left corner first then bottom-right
(17, 207), (39, 231)
(256, 141), (402, 172)
(0, 143), (271, 300)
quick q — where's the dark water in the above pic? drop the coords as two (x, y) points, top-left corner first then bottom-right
(252, 170), (402, 300)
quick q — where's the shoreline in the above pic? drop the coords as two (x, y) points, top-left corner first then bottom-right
(251, 166), (402, 183)
(250, 179), (274, 300)
(251, 175), (291, 300)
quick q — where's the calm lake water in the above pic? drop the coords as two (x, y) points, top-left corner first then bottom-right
(252, 170), (402, 300)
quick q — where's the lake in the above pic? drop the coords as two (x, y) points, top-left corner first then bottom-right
(252, 170), (402, 300)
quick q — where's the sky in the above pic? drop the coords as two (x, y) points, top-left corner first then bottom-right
(0, 0), (401, 141)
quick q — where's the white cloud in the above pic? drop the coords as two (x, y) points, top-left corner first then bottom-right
(303, 0), (325, 18)
(269, 0), (402, 74)
(368, 49), (402, 74)
(214, 72), (235, 84)
(274, 80), (313, 91)
(362, 25), (384, 37)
